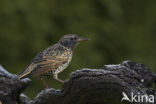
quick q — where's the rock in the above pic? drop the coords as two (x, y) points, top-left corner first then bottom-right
(0, 61), (156, 104)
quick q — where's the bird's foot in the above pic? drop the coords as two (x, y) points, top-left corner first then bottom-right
(56, 78), (65, 83)
(39, 77), (49, 88)
(53, 74), (65, 83)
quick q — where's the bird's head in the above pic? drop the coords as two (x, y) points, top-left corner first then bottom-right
(59, 34), (90, 49)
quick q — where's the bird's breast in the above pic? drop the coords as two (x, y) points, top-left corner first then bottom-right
(52, 52), (72, 74)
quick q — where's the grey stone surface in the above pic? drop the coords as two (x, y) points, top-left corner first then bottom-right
(0, 61), (156, 104)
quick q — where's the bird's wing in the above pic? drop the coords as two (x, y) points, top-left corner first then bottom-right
(30, 50), (70, 76)
(18, 44), (70, 79)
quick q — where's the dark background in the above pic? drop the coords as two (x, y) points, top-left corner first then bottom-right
(0, 0), (156, 99)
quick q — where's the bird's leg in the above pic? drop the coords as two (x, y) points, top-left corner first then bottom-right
(39, 76), (48, 88)
(53, 74), (64, 83)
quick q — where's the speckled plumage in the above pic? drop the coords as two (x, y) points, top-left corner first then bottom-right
(18, 34), (89, 87)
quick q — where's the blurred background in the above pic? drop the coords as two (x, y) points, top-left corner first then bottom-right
(0, 0), (156, 99)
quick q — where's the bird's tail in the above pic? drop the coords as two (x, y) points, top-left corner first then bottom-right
(17, 73), (26, 80)
(17, 63), (36, 80)
(17, 70), (31, 80)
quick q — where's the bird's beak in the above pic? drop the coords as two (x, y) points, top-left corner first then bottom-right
(77, 36), (90, 42)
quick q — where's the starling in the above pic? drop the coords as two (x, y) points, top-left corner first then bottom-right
(17, 34), (89, 88)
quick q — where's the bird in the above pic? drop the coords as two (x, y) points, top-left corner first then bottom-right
(17, 34), (89, 88)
